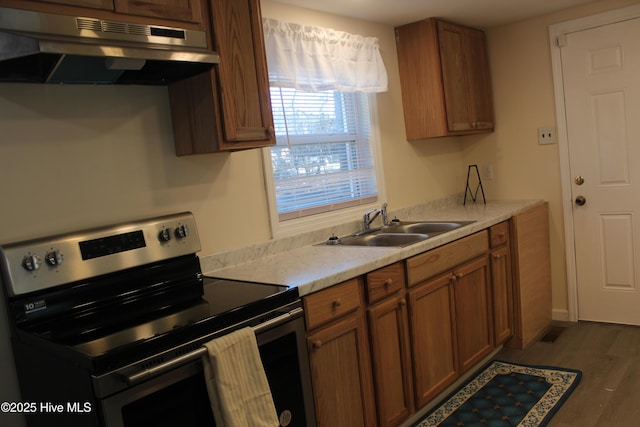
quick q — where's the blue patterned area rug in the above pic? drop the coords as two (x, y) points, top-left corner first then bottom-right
(413, 360), (582, 427)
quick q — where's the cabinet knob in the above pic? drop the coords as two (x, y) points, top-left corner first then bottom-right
(383, 278), (393, 288)
(312, 340), (322, 349)
(493, 253), (505, 260)
(332, 299), (342, 310)
(398, 298), (407, 307)
(455, 272), (463, 280)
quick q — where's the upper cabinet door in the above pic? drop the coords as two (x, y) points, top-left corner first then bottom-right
(209, 0), (275, 146)
(461, 24), (494, 131)
(27, 0), (113, 10)
(395, 18), (494, 140)
(19, 0), (204, 26)
(113, 0), (203, 24)
(437, 20), (494, 134)
(168, 0), (276, 154)
(437, 21), (472, 132)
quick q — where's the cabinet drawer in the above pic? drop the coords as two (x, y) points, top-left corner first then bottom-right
(490, 221), (510, 248)
(407, 231), (489, 286)
(366, 262), (405, 304)
(304, 278), (362, 330)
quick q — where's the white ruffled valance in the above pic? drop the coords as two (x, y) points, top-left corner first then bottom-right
(262, 17), (388, 93)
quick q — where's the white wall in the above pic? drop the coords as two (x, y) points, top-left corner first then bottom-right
(0, 5), (463, 424)
(461, 0), (640, 318)
(3, 0), (636, 424)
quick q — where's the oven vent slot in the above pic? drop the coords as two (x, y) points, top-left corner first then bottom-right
(140, 356), (166, 370)
(175, 343), (201, 357)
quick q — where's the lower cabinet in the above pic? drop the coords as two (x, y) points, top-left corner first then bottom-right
(304, 278), (377, 427)
(507, 202), (552, 349)
(303, 227), (523, 426)
(408, 273), (458, 407)
(366, 263), (414, 427)
(406, 231), (493, 405)
(453, 256), (493, 373)
(407, 252), (493, 406)
(490, 221), (514, 345)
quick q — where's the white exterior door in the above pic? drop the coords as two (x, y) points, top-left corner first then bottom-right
(561, 17), (640, 324)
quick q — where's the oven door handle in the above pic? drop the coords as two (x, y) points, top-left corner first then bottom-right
(125, 307), (303, 385)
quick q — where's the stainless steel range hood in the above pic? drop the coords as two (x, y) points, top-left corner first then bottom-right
(0, 7), (219, 85)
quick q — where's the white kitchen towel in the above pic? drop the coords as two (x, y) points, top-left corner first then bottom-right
(202, 327), (279, 427)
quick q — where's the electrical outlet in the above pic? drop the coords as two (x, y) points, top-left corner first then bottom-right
(484, 164), (493, 180)
(538, 127), (555, 145)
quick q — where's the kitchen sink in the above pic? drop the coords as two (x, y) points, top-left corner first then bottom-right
(381, 220), (475, 235)
(322, 220), (475, 247)
(334, 232), (430, 247)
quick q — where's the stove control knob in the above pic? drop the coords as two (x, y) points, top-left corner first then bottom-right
(22, 254), (41, 272)
(45, 250), (64, 267)
(175, 224), (189, 239)
(158, 228), (172, 242)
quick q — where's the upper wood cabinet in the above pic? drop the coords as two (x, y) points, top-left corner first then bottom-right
(395, 18), (494, 140)
(169, 0), (275, 154)
(33, 0), (112, 9)
(16, 0), (205, 25)
(113, 0), (203, 24)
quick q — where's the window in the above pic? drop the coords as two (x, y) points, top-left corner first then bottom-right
(269, 87), (378, 221)
(261, 18), (388, 233)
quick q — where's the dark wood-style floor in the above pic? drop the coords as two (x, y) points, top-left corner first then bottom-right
(498, 321), (640, 427)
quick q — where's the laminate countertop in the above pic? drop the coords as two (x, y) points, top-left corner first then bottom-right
(202, 199), (545, 297)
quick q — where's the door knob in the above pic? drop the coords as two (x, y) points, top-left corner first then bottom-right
(575, 196), (586, 206)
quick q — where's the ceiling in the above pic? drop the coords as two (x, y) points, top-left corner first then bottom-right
(274, 0), (599, 28)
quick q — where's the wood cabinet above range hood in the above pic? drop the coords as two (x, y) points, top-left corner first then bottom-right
(0, 6), (219, 85)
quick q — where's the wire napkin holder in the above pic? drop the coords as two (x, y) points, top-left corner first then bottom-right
(464, 164), (486, 205)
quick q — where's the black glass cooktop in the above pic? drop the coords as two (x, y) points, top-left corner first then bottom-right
(203, 277), (289, 315)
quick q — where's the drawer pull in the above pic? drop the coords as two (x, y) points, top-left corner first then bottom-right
(383, 278), (393, 288)
(332, 299), (342, 310)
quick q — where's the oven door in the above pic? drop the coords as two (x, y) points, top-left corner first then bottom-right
(101, 308), (315, 427)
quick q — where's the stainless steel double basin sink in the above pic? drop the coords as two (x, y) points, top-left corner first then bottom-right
(324, 220), (475, 247)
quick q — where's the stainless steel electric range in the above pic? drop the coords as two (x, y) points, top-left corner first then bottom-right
(0, 212), (315, 427)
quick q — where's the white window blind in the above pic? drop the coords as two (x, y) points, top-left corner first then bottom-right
(270, 87), (378, 221)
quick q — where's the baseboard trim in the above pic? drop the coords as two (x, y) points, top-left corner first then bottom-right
(553, 308), (570, 322)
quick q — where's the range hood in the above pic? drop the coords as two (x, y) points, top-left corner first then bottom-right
(0, 7), (219, 85)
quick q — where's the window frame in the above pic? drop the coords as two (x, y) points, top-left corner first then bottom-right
(262, 91), (387, 238)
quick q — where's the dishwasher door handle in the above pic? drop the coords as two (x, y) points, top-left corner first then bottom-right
(125, 307), (303, 385)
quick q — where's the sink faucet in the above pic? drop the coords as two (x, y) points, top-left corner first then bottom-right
(363, 203), (388, 231)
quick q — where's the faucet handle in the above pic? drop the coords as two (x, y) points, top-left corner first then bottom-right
(381, 203), (389, 226)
